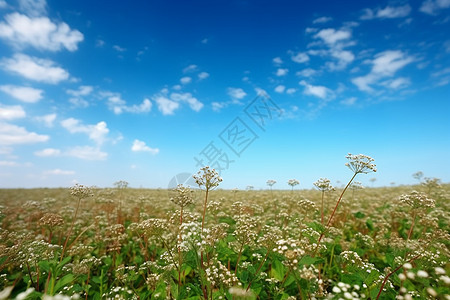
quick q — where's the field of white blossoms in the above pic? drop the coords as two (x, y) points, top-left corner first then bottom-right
(0, 154), (449, 299)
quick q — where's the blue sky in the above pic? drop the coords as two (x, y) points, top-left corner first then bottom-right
(0, 0), (449, 189)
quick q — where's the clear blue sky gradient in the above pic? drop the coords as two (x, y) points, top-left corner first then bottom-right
(0, 0), (449, 189)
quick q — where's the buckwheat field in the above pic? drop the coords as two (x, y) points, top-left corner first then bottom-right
(0, 154), (449, 300)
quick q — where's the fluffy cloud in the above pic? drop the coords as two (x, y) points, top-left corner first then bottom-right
(420, 0), (450, 14)
(272, 57), (283, 64)
(198, 72), (209, 80)
(43, 169), (75, 175)
(352, 50), (414, 92)
(183, 64), (198, 73)
(34, 146), (107, 160)
(0, 104), (26, 120)
(0, 0), (7, 8)
(299, 80), (333, 99)
(35, 113), (56, 127)
(314, 28), (351, 45)
(286, 88), (297, 94)
(0, 85), (43, 103)
(291, 52), (310, 63)
(276, 68), (288, 76)
(180, 76), (192, 84)
(227, 87), (247, 101)
(18, 0), (47, 16)
(67, 85), (93, 108)
(154, 96), (179, 115)
(0, 13), (83, 51)
(0, 121), (49, 145)
(274, 85), (286, 93)
(313, 16), (333, 24)
(131, 139), (159, 154)
(1, 53), (69, 84)
(296, 68), (318, 77)
(171, 92), (203, 111)
(61, 118), (109, 145)
(361, 5), (411, 20)
(34, 148), (61, 157)
(100, 91), (152, 114)
(65, 146), (107, 160)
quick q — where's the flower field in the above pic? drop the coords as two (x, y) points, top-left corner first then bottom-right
(0, 157), (449, 299)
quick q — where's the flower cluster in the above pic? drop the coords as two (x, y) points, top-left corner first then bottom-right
(313, 178), (335, 192)
(170, 184), (194, 208)
(345, 153), (377, 174)
(193, 166), (222, 190)
(399, 191), (435, 210)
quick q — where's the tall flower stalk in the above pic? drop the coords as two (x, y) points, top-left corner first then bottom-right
(170, 184), (194, 289)
(193, 166), (222, 299)
(313, 178), (334, 226)
(314, 154), (376, 256)
(60, 184), (92, 262)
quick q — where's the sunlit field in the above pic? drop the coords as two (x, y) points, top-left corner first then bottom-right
(1, 156), (449, 300)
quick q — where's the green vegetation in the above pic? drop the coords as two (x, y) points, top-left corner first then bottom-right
(0, 156), (449, 299)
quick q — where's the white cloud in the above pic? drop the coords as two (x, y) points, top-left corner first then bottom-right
(154, 96), (179, 115)
(0, 0), (7, 8)
(273, 57), (283, 64)
(420, 0), (450, 14)
(286, 88), (297, 94)
(18, 0), (47, 16)
(0, 13), (83, 51)
(201, 38), (208, 44)
(1, 53), (69, 84)
(113, 45), (126, 52)
(227, 87), (247, 101)
(313, 16), (332, 24)
(352, 50), (414, 92)
(274, 85), (286, 93)
(381, 77), (411, 89)
(314, 28), (351, 45)
(291, 52), (310, 63)
(299, 80), (333, 99)
(65, 146), (107, 160)
(0, 104), (25, 120)
(44, 169), (75, 175)
(0, 85), (43, 103)
(172, 84), (182, 90)
(328, 49), (355, 70)
(67, 85), (93, 97)
(0, 121), (49, 145)
(131, 139), (159, 154)
(0, 160), (18, 166)
(361, 5), (412, 20)
(275, 68), (289, 76)
(35, 113), (56, 127)
(212, 102), (225, 112)
(34, 148), (61, 157)
(99, 91), (152, 114)
(183, 64), (197, 73)
(180, 76), (192, 84)
(296, 68), (318, 77)
(61, 118), (109, 145)
(341, 97), (357, 106)
(198, 71), (209, 80)
(170, 92), (203, 111)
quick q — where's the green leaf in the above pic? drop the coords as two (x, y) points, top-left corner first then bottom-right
(270, 259), (285, 281)
(54, 274), (75, 293)
(354, 211), (365, 219)
(298, 255), (324, 265)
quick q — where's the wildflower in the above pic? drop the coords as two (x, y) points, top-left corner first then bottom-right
(345, 153), (377, 174)
(287, 179), (299, 189)
(266, 179), (276, 187)
(399, 191), (435, 209)
(313, 178), (334, 192)
(193, 166), (222, 190)
(170, 184), (194, 208)
(70, 184), (93, 199)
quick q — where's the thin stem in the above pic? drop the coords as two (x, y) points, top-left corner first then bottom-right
(60, 197), (82, 262)
(313, 172), (357, 257)
(246, 250), (270, 292)
(321, 191), (325, 225)
(376, 253), (421, 300)
(178, 206), (184, 288)
(234, 243), (245, 275)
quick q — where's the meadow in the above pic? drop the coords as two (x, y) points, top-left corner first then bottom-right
(0, 155), (449, 299)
